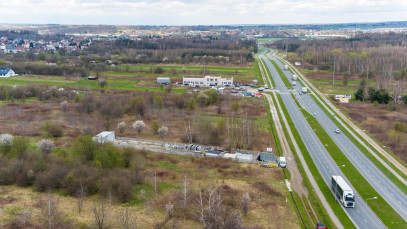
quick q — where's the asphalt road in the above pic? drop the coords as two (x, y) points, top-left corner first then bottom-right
(259, 51), (386, 228)
(270, 52), (407, 223)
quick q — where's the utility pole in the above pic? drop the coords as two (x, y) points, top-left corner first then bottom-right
(332, 56), (336, 86)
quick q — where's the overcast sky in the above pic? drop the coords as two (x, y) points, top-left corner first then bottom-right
(1, 0), (407, 25)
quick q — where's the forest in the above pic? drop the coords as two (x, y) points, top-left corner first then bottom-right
(272, 32), (407, 103)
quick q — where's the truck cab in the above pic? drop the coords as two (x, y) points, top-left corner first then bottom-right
(279, 157), (286, 168)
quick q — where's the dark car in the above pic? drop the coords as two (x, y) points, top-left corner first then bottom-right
(316, 222), (327, 229)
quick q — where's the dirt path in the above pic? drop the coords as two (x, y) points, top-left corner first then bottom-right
(264, 93), (308, 197)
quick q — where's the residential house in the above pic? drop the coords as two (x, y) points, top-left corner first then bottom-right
(0, 68), (16, 77)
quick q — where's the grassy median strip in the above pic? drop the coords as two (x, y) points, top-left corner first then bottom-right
(270, 92), (354, 229)
(310, 93), (407, 196)
(291, 94), (406, 227)
(267, 58), (293, 89)
(260, 58), (276, 88)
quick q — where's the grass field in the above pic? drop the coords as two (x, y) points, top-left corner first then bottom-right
(0, 75), (186, 93)
(308, 78), (376, 95)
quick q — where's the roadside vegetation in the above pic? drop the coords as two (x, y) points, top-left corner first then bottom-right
(0, 133), (295, 228)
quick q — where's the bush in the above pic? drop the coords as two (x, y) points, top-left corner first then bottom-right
(117, 121), (126, 133)
(100, 170), (135, 203)
(72, 135), (99, 161)
(133, 120), (146, 134)
(158, 126), (169, 139)
(197, 93), (209, 107)
(188, 97), (197, 111)
(38, 139), (55, 154)
(0, 133), (13, 155)
(151, 120), (160, 135)
(43, 122), (63, 138)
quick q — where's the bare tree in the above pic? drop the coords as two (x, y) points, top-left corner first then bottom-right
(76, 184), (86, 213)
(93, 199), (108, 229)
(100, 100), (122, 130)
(38, 193), (60, 229)
(154, 172), (158, 196)
(184, 120), (193, 143)
(116, 207), (137, 229)
(241, 192), (251, 216)
(198, 187), (242, 229)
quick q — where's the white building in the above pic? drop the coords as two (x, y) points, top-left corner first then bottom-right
(0, 68), (16, 77)
(92, 131), (115, 144)
(183, 75), (233, 87)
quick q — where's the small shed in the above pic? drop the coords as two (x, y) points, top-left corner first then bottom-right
(87, 76), (98, 80)
(236, 153), (253, 163)
(257, 153), (277, 163)
(157, 77), (171, 84)
(92, 131), (115, 144)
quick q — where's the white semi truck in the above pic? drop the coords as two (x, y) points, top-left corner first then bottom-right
(331, 176), (355, 208)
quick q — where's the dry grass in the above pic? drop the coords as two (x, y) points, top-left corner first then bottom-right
(0, 156), (299, 229)
(341, 101), (407, 161)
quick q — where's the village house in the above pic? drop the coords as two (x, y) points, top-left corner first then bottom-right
(0, 68), (17, 77)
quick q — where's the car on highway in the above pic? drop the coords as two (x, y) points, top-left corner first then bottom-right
(334, 128), (340, 134)
(316, 222), (327, 229)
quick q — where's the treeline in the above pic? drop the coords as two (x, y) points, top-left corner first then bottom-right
(85, 36), (256, 64)
(273, 33), (407, 81)
(0, 84), (76, 101)
(9, 62), (90, 77)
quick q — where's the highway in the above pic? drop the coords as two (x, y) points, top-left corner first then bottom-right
(269, 51), (407, 223)
(259, 51), (386, 228)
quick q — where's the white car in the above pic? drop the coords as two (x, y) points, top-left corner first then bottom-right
(334, 129), (340, 134)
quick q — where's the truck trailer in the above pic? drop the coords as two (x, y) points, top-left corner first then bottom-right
(292, 74), (297, 81)
(331, 176), (355, 208)
(284, 65), (288, 70)
(302, 87), (307, 93)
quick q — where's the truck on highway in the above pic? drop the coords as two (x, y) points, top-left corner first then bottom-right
(284, 65), (288, 70)
(279, 157), (286, 168)
(302, 87), (307, 93)
(292, 74), (297, 81)
(292, 81), (297, 86)
(331, 176), (355, 208)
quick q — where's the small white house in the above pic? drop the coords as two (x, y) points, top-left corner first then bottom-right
(92, 131), (115, 144)
(0, 68), (16, 77)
